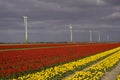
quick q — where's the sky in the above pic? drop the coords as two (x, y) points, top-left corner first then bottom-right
(0, 0), (120, 43)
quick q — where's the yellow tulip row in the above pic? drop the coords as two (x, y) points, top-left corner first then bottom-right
(66, 50), (120, 80)
(117, 74), (120, 80)
(13, 47), (120, 80)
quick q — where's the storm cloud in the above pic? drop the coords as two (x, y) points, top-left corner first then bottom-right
(0, 0), (120, 42)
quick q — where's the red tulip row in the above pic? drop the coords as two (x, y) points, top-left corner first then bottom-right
(0, 43), (120, 77)
(0, 43), (71, 49)
(0, 43), (112, 50)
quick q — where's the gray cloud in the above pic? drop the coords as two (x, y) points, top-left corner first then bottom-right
(104, 0), (120, 5)
(0, 0), (120, 42)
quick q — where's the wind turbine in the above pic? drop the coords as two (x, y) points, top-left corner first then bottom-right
(90, 30), (101, 43)
(92, 30), (100, 42)
(97, 31), (101, 42)
(89, 30), (92, 42)
(23, 16), (28, 43)
(69, 24), (73, 42)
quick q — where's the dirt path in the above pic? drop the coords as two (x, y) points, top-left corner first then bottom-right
(101, 61), (120, 80)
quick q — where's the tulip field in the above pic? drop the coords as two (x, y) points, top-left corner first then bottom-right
(0, 43), (120, 80)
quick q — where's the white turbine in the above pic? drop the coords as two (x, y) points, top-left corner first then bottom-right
(69, 24), (73, 42)
(98, 31), (101, 42)
(92, 30), (101, 42)
(89, 30), (92, 42)
(90, 30), (101, 43)
(23, 16), (28, 43)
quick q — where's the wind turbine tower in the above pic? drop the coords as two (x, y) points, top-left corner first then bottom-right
(98, 31), (101, 42)
(69, 24), (73, 42)
(89, 30), (92, 42)
(23, 16), (28, 43)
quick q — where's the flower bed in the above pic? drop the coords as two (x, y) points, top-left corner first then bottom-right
(12, 47), (120, 80)
(0, 43), (120, 79)
(0, 43), (120, 50)
(67, 49), (120, 80)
